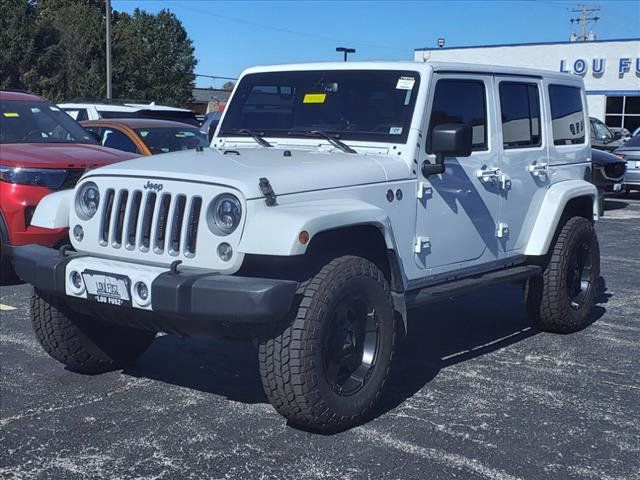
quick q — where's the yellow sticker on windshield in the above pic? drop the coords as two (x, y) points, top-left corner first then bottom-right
(3, 112), (19, 117)
(303, 93), (326, 104)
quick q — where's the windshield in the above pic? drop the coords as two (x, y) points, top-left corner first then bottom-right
(219, 70), (421, 143)
(135, 127), (209, 154)
(592, 119), (613, 140)
(1, 100), (97, 144)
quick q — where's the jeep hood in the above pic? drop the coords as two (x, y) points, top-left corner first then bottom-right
(86, 147), (411, 198)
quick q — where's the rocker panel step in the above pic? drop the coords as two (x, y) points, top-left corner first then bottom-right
(405, 264), (541, 310)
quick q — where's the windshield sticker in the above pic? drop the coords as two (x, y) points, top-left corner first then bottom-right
(3, 112), (19, 117)
(30, 107), (41, 113)
(389, 127), (403, 135)
(396, 76), (415, 90)
(303, 93), (327, 104)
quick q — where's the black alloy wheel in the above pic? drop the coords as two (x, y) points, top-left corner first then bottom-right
(323, 294), (380, 397)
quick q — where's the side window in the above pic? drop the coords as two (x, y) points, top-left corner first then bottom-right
(499, 82), (541, 149)
(83, 126), (102, 143)
(548, 84), (585, 145)
(75, 108), (89, 122)
(102, 128), (138, 153)
(428, 79), (487, 152)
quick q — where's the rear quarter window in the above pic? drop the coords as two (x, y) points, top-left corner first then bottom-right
(549, 84), (585, 146)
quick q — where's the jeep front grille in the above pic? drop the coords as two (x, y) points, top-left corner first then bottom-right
(99, 189), (202, 257)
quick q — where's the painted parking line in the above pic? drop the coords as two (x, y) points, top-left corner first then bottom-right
(0, 304), (17, 311)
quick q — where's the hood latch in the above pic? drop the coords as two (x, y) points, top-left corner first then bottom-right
(259, 177), (277, 206)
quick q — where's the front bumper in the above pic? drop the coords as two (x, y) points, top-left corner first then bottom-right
(14, 245), (298, 331)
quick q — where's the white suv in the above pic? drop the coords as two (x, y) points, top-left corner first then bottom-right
(15, 62), (600, 432)
(58, 101), (198, 126)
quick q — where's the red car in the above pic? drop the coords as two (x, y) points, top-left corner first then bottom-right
(0, 91), (139, 278)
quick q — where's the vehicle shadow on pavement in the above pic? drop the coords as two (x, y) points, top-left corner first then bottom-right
(604, 199), (629, 211)
(371, 278), (610, 426)
(124, 335), (268, 404)
(122, 279), (610, 427)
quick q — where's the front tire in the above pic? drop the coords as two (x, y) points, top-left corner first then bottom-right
(526, 216), (600, 333)
(31, 291), (156, 374)
(258, 256), (396, 432)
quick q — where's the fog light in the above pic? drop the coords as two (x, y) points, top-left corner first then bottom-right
(71, 271), (82, 288)
(73, 224), (84, 242)
(69, 270), (84, 294)
(217, 242), (233, 262)
(136, 281), (149, 301)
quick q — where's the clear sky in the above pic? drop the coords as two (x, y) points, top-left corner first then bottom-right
(112, 0), (640, 88)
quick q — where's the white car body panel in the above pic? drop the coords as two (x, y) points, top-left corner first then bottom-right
(524, 180), (597, 256)
(31, 190), (73, 229)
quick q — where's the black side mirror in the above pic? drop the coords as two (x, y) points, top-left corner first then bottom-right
(422, 123), (473, 177)
(613, 131), (622, 140)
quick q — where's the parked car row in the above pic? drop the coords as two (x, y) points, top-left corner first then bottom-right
(0, 91), (139, 277)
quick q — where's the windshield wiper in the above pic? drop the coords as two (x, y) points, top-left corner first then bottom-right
(229, 129), (272, 147)
(289, 130), (357, 154)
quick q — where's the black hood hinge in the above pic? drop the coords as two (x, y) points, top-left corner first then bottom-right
(259, 177), (277, 206)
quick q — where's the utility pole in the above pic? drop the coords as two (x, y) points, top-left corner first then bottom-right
(570, 5), (600, 41)
(105, 0), (112, 99)
(336, 47), (355, 62)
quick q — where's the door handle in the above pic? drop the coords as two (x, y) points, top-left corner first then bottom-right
(476, 167), (501, 183)
(528, 162), (549, 177)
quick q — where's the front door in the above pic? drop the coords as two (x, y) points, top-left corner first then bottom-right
(494, 77), (549, 253)
(414, 74), (500, 274)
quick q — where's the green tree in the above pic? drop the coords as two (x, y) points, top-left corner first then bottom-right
(0, 1), (196, 107)
(25, 0), (106, 101)
(112, 8), (196, 106)
(0, 0), (37, 90)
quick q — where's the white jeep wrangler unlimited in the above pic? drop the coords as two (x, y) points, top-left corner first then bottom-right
(15, 62), (600, 432)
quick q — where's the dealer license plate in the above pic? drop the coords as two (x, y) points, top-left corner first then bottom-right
(82, 270), (132, 307)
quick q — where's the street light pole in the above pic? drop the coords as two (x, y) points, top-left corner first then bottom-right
(105, 0), (112, 99)
(336, 47), (355, 62)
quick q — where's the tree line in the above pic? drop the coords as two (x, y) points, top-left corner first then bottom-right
(0, 0), (197, 106)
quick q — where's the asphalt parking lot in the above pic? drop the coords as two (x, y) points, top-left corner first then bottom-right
(1, 195), (639, 480)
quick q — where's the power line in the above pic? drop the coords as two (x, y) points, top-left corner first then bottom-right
(195, 74), (237, 81)
(170, 3), (408, 53)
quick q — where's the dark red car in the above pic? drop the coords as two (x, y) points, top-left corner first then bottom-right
(0, 91), (139, 278)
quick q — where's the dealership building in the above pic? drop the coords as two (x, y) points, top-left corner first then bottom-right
(415, 38), (640, 133)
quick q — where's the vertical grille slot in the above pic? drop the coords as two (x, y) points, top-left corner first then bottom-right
(100, 189), (115, 246)
(112, 190), (129, 247)
(154, 193), (172, 253)
(126, 191), (142, 249)
(169, 195), (187, 255)
(140, 192), (157, 251)
(184, 197), (202, 257)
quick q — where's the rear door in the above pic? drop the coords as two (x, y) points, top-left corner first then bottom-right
(494, 77), (549, 253)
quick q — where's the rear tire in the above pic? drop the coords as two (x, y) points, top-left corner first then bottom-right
(526, 217), (600, 333)
(258, 256), (396, 432)
(31, 291), (156, 374)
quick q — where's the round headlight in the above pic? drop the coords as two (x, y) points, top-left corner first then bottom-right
(75, 182), (100, 220)
(209, 194), (242, 235)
